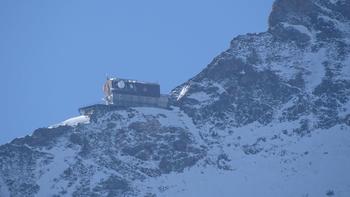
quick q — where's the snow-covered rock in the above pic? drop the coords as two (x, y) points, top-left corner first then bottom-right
(1, 0), (350, 196)
(50, 115), (90, 128)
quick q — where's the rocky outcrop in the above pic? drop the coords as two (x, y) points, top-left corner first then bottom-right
(171, 0), (350, 135)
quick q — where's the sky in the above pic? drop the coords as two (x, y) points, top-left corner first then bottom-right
(0, 0), (274, 144)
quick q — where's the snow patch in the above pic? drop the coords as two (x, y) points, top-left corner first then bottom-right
(281, 22), (314, 41)
(341, 55), (350, 79)
(303, 48), (327, 92)
(35, 144), (78, 196)
(330, 0), (340, 4)
(187, 92), (211, 102)
(208, 81), (227, 94)
(177, 85), (190, 101)
(50, 115), (90, 128)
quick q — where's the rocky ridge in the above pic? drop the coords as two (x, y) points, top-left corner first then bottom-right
(1, 0), (350, 196)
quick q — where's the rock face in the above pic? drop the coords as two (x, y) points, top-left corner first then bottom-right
(171, 0), (350, 133)
(0, 108), (205, 196)
(269, 0), (350, 43)
(1, 0), (350, 196)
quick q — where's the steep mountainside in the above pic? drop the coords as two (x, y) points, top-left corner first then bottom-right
(1, 0), (350, 196)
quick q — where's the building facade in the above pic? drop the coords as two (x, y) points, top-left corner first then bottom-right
(103, 77), (169, 108)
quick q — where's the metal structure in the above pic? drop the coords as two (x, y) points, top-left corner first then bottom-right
(103, 77), (169, 108)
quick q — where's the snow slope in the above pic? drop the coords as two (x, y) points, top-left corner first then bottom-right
(1, 0), (350, 196)
(141, 125), (350, 197)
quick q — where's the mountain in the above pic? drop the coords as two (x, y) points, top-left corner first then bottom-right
(1, 0), (350, 196)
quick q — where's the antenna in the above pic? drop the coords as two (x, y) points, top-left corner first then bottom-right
(105, 73), (110, 80)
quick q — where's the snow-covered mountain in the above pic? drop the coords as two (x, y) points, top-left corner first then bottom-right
(1, 0), (350, 196)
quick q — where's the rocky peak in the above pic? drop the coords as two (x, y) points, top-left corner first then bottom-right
(171, 0), (350, 134)
(268, 0), (350, 43)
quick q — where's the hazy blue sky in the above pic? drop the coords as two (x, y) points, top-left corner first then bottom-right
(0, 0), (274, 144)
